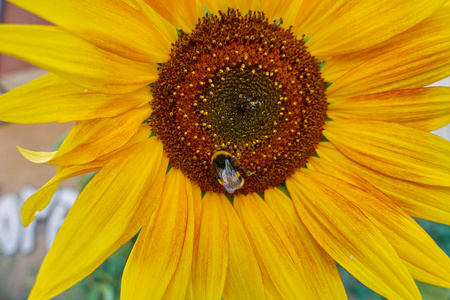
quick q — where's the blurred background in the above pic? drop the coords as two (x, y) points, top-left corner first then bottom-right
(0, 2), (80, 299)
(0, 1), (449, 299)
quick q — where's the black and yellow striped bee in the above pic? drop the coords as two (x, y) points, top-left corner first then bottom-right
(211, 150), (250, 194)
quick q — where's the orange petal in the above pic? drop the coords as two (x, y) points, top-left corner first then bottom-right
(0, 25), (157, 94)
(307, 0), (447, 56)
(307, 158), (450, 288)
(28, 138), (168, 300)
(0, 73), (151, 123)
(143, 0), (198, 32)
(264, 187), (347, 299)
(190, 192), (228, 300)
(324, 119), (450, 186)
(287, 170), (421, 300)
(316, 141), (450, 226)
(222, 195), (266, 300)
(8, 0), (170, 63)
(234, 193), (311, 299)
(328, 87), (450, 132)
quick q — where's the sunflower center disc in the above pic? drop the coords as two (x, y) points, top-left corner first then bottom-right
(150, 9), (327, 194)
(200, 67), (283, 149)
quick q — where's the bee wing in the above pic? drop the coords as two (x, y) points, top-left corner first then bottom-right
(222, 159), (237, 182)
(223, 160), (245, 193)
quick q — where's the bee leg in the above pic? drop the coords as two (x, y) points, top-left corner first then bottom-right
(230, 157), (241, 170)
(237, 166), (254, 176)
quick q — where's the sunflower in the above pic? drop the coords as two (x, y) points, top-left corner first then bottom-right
(1, 0), (450, 299)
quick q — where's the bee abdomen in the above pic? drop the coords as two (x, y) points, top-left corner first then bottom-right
(224, 176), (244, 194)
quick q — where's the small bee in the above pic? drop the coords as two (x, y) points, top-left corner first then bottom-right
(211, 150), (250, 194)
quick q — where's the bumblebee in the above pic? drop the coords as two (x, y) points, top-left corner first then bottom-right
(211, 150), (250, 194)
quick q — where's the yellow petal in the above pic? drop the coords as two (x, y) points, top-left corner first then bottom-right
(185, 280), (195, 300)
(162, 179), (199, 300)
(328, 87), (450, 132)
(307, 158), (450, 288)
(47, 105), (151, 166)
(324, 119), (450, 186)
(322, 5), (450, 83)
(29, 138), (168, 300)
(190, 191), (203, 246)
(199, 0), (228, 16)
(316, 141), (450, 226)
(196, 0), (205, 21)
(326, 5), (450, 98)
(260, 0), (295, 24)
(264, 187), (347, 299)
(124, 0), (178, 49)
(8, 0), (170, 63)
(21, 165), (98, 227)
(0, 25), (157, 94)
(222, 196), (266, 300)
(18, 110), (144, 165)
(86, 124), (153, 168)
(234, 193), (311, 299)
(278, 0), (304, 29)
(307, 0), (447, 56)
(190, 192), (228, 300)
(17, 147), (56, 164)
(200, 0), (260, 15)
(121, 168), (194, 299)
(287, 170), (421, 300)
(0, 73), (151, 123)
(21, 166), (60, 226)
(293, 0), (347, 37)
(232, 0), (260, 12)
(143, 0), (198, 32)
(21, 125), (152, 227)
